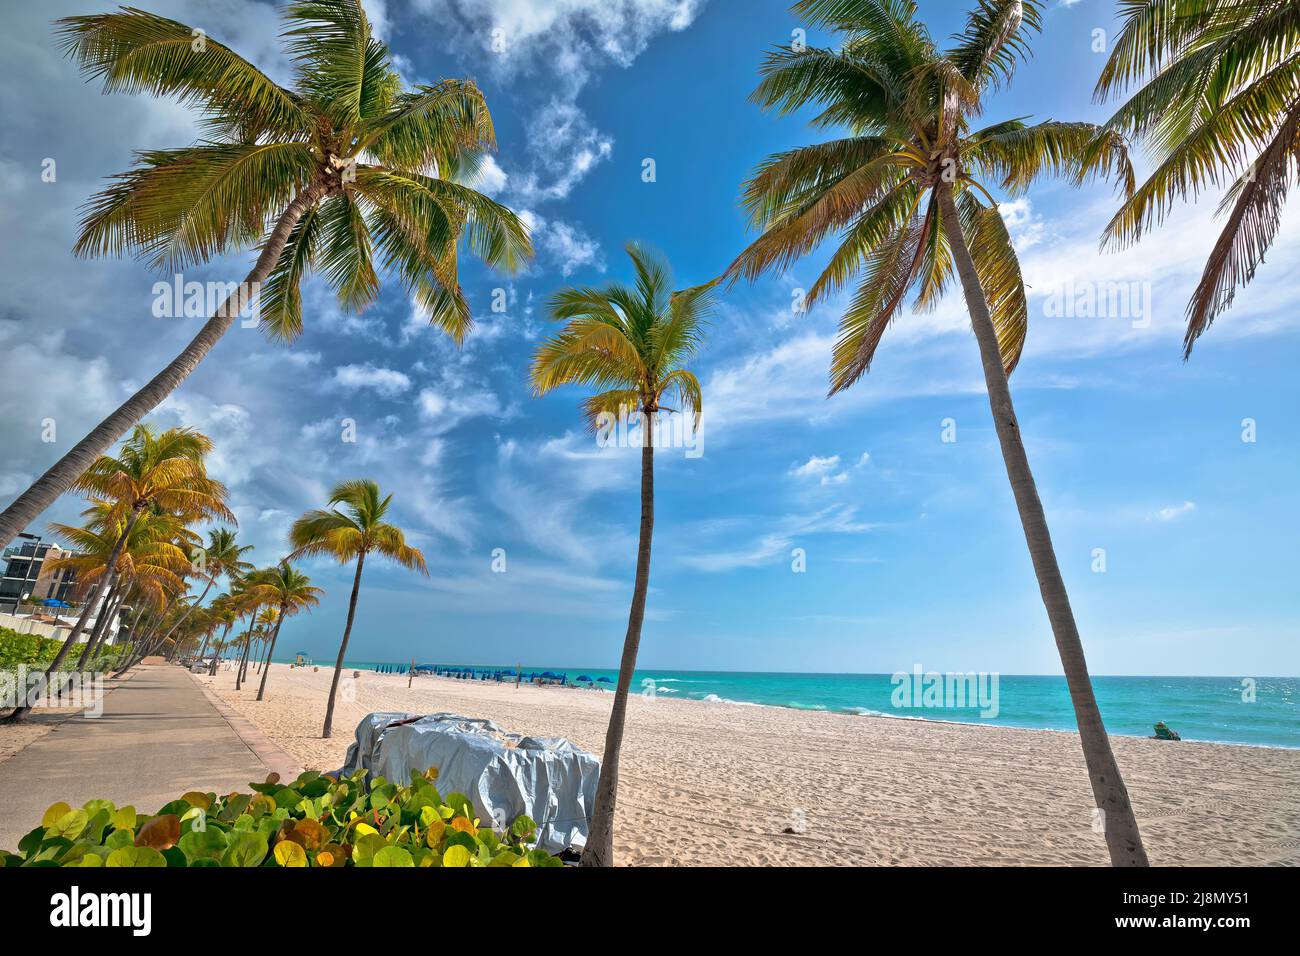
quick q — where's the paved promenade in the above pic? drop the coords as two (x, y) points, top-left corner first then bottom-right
(0, 663), (299, 850)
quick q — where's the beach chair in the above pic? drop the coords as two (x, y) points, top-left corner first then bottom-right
(1152, 721), (1181, 741)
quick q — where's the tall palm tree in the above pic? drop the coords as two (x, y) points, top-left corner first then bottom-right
(231, 571), (277, 691)
(530, 242), (712, 867)
(253, 606), (281, 675)
(289, 479), (427, 738)
(251, 562), (322, 700)
(0, 0), (532, 551)
(724, 0), (1147, 866)
(205, 595), (241, 676)
(4, 425), (230, 721)
(153, 526), (254, 652)
(1095, 0), (1300, 356)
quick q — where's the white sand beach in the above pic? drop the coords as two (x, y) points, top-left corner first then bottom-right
(202, 663), (1300, 866)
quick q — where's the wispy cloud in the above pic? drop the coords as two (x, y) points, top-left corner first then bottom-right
(1149, 501), (1196, 522)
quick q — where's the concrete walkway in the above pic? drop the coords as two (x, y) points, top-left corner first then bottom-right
(0, 663), (298, 851)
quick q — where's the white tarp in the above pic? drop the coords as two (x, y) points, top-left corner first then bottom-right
(335, 711), (601, 854)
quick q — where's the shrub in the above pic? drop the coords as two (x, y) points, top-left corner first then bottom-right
(0, 768), (564, 867)
(0, 627), (123, 670)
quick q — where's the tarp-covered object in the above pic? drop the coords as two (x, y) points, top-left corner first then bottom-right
(336, 712), (601, 854)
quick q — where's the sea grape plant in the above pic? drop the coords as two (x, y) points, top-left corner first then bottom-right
(0, 768), (563, 867)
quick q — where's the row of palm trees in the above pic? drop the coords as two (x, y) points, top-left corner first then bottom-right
(0, 0), (1291, 868)
(0, 421), (426, 743)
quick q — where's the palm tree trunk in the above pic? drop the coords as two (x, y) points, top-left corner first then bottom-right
(234, 619), (257, 691)
(87, 585), (131, 668)
(115, 598), (174, 675)
(322, 551), (366, 739)
(155, 576), (214, 653)
(580, 417), (656, 867)
(0, 181), (329, 551)
(79, 583), (128, 669)
(4, 507), (141, 722)
(208, 621), (234, 676)
(195, 629), (213, 670)
(256, 612), (286, 701)
(115, 604), (158, 674)
(936, 185), (1148, 867)
(77, 579), (121, 667)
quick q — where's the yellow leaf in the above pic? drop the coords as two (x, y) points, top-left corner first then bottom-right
(425, 819), (446, 848)
(274, 841), (307, 867)
(42, 802), (72, 828)
(111, 806), (137, 830)
(450, 817), (477, 837)
(442, 845), (471, 868)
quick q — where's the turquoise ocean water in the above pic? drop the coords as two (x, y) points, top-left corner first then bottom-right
(288, 660), (1298, 749)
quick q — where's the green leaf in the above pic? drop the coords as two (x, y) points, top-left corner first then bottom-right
(105, 846), (166, 867)
(222, 831), (268, 868)
(110, 805), (137, 831)
(178, 828), (228, 864)
(442, 844), (471, 868)
(49, 810), (89, 841)
(372, 845), (414, 867)
(352, 833), (387, 866)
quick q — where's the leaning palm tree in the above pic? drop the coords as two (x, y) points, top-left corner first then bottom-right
(205, 595), (241, 676)
(153, 526), (254, 653)
(5, 425), (230, 721)
(0, 0), (531, 550)
(724, 0), (1147, 866)
(530, 242), (712, 867)
(289, 479), (427, 737)
(1095, 0), (1300, 357)
(252, 562), (322, 700)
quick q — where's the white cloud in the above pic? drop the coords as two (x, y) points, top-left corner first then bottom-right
(512, 100), (614, 202)
(416, 386), (512, 432)
(791, 454), (840, 480)
(522, 210), (605, 276)
(471, 154), (509, 197)
(410, 0), (704, 203)
(1150, 501), (1196, 522)
(332, 363), (412, 396)
(681, 505), (875, 572)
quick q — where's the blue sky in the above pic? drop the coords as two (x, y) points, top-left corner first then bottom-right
(1, 0), (1297, 676)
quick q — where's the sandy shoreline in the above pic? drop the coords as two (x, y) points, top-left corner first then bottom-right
(201, 662), (1299, 866)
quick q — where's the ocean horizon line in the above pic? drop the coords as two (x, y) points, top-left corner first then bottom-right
(272, 658), (1300, 681)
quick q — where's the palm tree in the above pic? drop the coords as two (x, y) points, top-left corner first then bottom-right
(0, 0), (532, 551)
(153, 526), (254, 652)
(205, 596), (240, 676)
(253, 607), (281, 675)
(724, 0), (1147, 866)
(289, 479), (427, 738)
(4, 425), (230, 721)
(530, 242), (712, 867)
(1095, 0), (1300, 357)
(231, 571), (276, 691)
(46, 503), (190, 668)
(251, 562), (322, 700)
